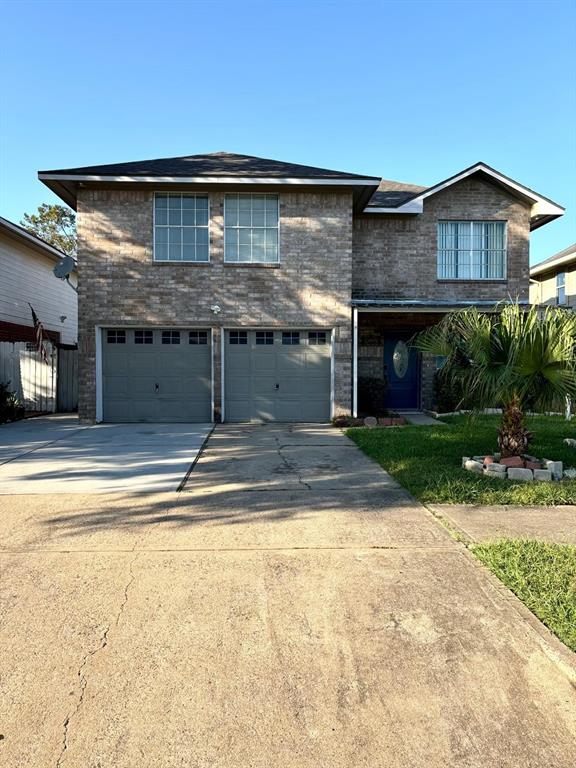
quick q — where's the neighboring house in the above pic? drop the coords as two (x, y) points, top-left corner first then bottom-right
(39, 153), (564, 423)
(530, 243), (576, 308)
(0, 216), (77, 345)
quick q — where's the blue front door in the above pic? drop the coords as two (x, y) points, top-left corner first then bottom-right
(383, 337), (419, 409)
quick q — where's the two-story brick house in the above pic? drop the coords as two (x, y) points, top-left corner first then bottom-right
(39, 153), (564, 423)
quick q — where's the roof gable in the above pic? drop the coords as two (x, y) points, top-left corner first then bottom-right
(363, 162), (564, 230)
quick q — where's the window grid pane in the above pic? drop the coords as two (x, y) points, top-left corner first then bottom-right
(557, 273), (567, 305)
(256, 331), (274, 345)
(155, 194), (209, 262)
(134, 329), (153, 344)
(107, 329), (126, 344)
(308, 331), (327, 345)
(437, 221), (506, 280)
(161, 330), (181, 345)
(229, 331), (248, 345)
(189, 330), (208, 345)
(282, 331), (300, 345)
(225, 194), (279, 263)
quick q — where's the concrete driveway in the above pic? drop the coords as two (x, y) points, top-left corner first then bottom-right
(0, 416), (212, 493)
(1, 424), (575, 767)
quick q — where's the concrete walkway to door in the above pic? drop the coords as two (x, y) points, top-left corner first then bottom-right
(0, 424), (575, 767)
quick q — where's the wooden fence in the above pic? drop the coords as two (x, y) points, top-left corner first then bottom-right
(57, 346), (79, 412)
(0, 341), (58, 413)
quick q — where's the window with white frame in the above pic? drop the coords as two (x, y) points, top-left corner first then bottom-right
(557, 272), (566, 305)
(154, 194), (209, 262)
(437, 221), (506, 280)
(224, 194), (279, 263)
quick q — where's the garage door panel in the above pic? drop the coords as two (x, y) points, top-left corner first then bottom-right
(252, 397), (276, 421)
(128, 356), (156, 376)
(226, 399), (253, 422)
(103, 355), (129, 376)
(252, 355), (277, 373)
(229, 376), (251, 396)
(277, 356), (307, 375)
(129, 377), (158, 396)
(225, 329), (331, 423)
(102, 328), (212, 423)
(252, 376), (276, 396)
(301, 399), (330, 421)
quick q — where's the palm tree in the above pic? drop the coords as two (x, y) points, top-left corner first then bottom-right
(413, 304), (576, 457)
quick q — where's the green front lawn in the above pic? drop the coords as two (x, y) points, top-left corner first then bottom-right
(347, 414), (576, 505)
(472, 539), (576, 652)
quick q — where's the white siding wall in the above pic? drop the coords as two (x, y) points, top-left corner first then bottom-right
(530, 267), (576, 309)
(0, 232), (78, 344)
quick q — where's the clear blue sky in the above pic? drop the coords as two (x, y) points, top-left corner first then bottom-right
(1, 0), (574, 264)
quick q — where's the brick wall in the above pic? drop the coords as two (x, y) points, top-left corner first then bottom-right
(352, 176), (531, 303)
(77, 188), (353, 421)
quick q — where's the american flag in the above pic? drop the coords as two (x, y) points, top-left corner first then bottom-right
(28, 303), (50, 365)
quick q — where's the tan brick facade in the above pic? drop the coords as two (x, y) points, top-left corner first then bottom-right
(352, 177), (531, 302)
(352, 177), (531, 411)
(77, 175), (533, 421)
(77, 188), (353, 421)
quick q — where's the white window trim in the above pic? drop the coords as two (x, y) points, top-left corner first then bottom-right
(223, 193), (280, 264)
(153, 192), (211, 263)
(437, 220), (508, 281)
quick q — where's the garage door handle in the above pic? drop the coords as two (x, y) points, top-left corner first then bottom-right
(155, 383), (159, 393)
(275, 383), (279, 390)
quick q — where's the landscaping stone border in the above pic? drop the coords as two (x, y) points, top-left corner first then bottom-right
(462, 454), (569, 482)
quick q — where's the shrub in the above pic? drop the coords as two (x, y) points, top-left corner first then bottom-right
(358, 376), (389, 417)
(0, 382), (24, 424)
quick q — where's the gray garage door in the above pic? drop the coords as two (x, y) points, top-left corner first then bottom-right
(102, 328), (212, 422)
(224, 329), (331, 422)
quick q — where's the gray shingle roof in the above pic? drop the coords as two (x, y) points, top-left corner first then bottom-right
(366, 179), (427, 208)
(39, 151), (380, 181)
(532, 242), (576, 271)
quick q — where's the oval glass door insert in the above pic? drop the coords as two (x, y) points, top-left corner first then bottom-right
(392, 341), (409, 378)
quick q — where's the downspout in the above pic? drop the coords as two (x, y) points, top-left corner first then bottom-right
(352, 307), (358, 417)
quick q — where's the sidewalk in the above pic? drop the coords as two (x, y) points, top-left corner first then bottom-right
(428, 504), (576, 544)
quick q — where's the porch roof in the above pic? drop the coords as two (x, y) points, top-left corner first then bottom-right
(352, 299), (530, 311)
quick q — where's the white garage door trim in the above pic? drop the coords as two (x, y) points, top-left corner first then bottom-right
(95, 325), (214, 424)
(221, 326), (335, 422)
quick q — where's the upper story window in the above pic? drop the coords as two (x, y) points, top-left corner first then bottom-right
(154, 194), (209, 262)
(557, 272), (566, 305)
(224, 194), (279, 263)
(437, 221), (506, 280)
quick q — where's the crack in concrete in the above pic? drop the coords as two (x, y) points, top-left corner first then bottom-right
(274, 436), (312, 490)
(55, 554), (138, 767)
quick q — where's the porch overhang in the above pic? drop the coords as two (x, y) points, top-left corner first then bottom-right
(351, 299), (530, 312)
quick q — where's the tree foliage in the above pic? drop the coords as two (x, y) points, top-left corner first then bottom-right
(21, 203), (76, 256)
(413, 304), (576, 455)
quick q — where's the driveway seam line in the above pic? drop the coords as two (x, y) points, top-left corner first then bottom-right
(0, 426), (90, 467)
(177, 424), (215, 492)
(2, 545), (459, 554)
